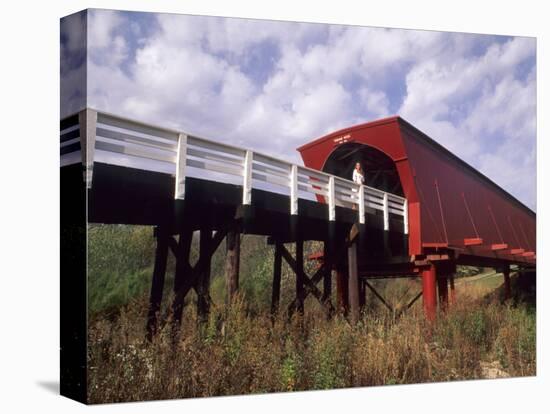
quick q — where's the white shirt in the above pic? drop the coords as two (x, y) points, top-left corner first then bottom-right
(352, 169), (365, 185)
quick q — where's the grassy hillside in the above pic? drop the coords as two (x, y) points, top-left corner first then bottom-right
(88, 224), (322, 316)
(87, 224), (536, 403)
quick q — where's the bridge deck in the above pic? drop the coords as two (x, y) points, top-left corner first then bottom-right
(61, 108), (410, 261)
(62, 162), (408, 259)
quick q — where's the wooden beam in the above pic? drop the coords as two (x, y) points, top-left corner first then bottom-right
(348, 241), (360, 324)
(437, 275), (448, 312)
(167, 236), (179, 257)
(349, 223), (360, 244)
(449, 273), (456, 304)
(425, 254), (450, 261)
(271, 242), (283, 316)
(225, 229), (241, 304)
(295, 239), (305, 315)
(359, 279), (366, 309)
(503, 266), (512, 300)
(508, 248), (525, 255)
(364, 280), (393, 313)
(146, 227), (169, 340)
(322, 242), (332, 303)
(172, 227), (229, 332)
(396, 291), (423, 318)
(336, 267), (348, 314)
(449, 238), (483, 247)
(422, 242), (448, 248)
(167, 235), (200, 295)
(197, 229), (212, 321)
(281, 244), (335, 316)
(172, 229), (193, 331)
(285, 240), (349, 314)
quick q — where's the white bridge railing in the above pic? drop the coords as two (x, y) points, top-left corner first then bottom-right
(60, 108), (408, 233)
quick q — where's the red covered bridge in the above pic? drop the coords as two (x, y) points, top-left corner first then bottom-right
(298, 116), (536, 319)
(61, 109), (536, 340)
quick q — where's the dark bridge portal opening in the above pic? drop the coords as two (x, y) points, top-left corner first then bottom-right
(323, 143), (404, 197)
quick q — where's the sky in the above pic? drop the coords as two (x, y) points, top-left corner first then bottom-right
(61, 9), (537, 210)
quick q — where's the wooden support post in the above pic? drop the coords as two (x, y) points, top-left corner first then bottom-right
(271, 242), (283, 316)
(421, 264), (437, 322)
(336, 267), (349, 315)
(322, 241), (332, 304)
(449, 273), (456, 305)
(359, 278), (366, 309)
(295, 239), (305, 315)
(282, 246), (335, 317)
(172, 230), (193, 332)
(146, 226), (169, 340)
(503, 266), (512, 300)
(437, 274), (449, 312)
(348, 241), (360, 324)
(172, 228), (229, 335)
(225, 229), (240, 305)
(284, 239), (348, 315)
(197, 229), (212, 322)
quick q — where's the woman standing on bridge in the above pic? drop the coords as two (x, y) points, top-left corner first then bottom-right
(353, 162), (365, 186)
(352, 162), (365, 209)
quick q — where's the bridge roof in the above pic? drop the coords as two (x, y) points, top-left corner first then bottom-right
(299, 116), (534, 217)
(297, 116), (536, 263)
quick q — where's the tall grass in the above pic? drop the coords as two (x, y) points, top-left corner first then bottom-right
(88, 293), (535, 403)
(87, 225), (536, 404)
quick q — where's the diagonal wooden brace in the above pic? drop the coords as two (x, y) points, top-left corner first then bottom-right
(395, 290), (423, 318)
(280, 245), (334, 316)
(364, 280), (393, 313)
(172, 227), (229, 330)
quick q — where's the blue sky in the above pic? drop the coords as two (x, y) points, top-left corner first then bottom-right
(62, 9), (536, 210)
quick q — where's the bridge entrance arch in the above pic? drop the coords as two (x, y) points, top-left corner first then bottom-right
(321, 142), (404, 197)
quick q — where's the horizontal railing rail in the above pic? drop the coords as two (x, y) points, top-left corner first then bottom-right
(60, 108), (408, 233)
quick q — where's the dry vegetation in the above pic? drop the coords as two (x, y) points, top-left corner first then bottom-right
(87, 225), (536, 404)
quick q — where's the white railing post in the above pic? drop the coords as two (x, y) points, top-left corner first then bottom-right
(328, 176), (336, 221)
(175, 133), (187, 200)
(358, 184), (365, 224)
(403, 199), (409, 234)
(78, 108), (97, 189)
(383, 192), (389, 231)
(243, 150), (253, 205)
(290, 164), (298, 215)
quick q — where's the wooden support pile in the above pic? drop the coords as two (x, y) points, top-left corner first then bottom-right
(146, 224), (237, 340)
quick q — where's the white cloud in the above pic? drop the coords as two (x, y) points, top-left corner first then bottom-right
(88, 9), (124, 49)
(398, 36), (536, 208)
(358, 87), (390, 118)
(82, 10), (536, 209)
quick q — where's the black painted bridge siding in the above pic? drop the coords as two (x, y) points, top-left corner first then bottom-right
(83, 162), (406, 255)
(60, 163), (87, 404)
